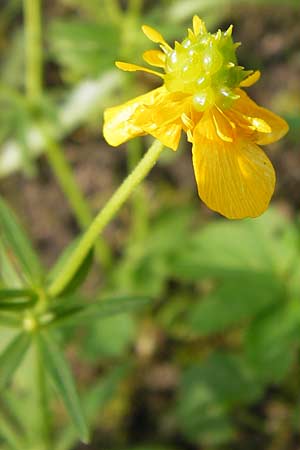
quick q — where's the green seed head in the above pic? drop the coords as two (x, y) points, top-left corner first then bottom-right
(164, 25), (252, 111)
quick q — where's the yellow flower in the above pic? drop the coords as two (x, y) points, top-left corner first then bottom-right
(103, 16), (288, 219)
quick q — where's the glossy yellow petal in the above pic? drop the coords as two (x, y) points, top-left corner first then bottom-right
(212, 107), (235, 142)
(103, 87), (165, 147)
(142, 50), (166, 68)
(240, 70), (261, 87)
(143, 122), (182, 150)
(115, 61), (164, 78)
(181, 113), (194, 131)
(192, 111), (275, 219)
(232, 89), (289, 145)
(192, 15), (207, 36)
(133, 91), (188, 150)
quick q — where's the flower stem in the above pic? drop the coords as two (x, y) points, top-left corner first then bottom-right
(48, 139), (164, 298)
(42, 132), (112, 268)
(23, 0), (42, 102)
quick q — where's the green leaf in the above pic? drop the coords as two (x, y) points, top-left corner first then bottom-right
(83, 313), (136, 359)
(171, 209), (297, 280)
(48, 20), (118, 81)
(0, 332), (31, 391)
(176, 352), (261, 444)
(123, 447), (175, 450)
(112, 207), (191, 297)
(48, 238), (94, 296)
(49, 295), (150, 328)
(0, 409), (24, 450)
(0, 196), (43, 283)
(39, 331), (89, 443)
(187, 273), (283, 336)
(0, 313), (21, 328)
(0, 241), (23, 287)
(56, 365), (129, 450)
(245, 299), (300, 383)
(0, 288), (38, 311)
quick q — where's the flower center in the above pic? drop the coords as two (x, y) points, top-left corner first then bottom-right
(164, 27), (251, 111)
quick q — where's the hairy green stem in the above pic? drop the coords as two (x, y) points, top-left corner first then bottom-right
(23, 0), (42, 102)
(48, 140), (164, 298)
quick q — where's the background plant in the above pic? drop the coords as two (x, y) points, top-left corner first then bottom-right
(0, 1), (299, 450)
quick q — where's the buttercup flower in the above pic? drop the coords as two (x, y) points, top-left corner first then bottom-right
(103, 16), (288, 219)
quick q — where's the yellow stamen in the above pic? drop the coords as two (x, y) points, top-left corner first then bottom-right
(240, 70), (261, 87)
(211, 107), (234, 142)
(181, 113), (194, 130)
(142, 25), (171, 50)
(142, 50), (166, 68)
(115, 61), (164, 78)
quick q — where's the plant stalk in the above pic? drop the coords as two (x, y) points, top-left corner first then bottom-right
(48, 140), (164, 298)
(23, 0), (42, 102)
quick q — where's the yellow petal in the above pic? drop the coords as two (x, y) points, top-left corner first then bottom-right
(250, 117), (271, 133)
(192, 111), (275, 219)
(232, 89), (289, 145)
(115, 61), (164, 78)
(240, 70), (261, 87)
(133, 91), (188, 150)
(181, 113), (194, 130)
(143, 121), (182, 150)
(192, 15), (207, 36)
(103, 87), (165, 147)
(212, 107), (235, 142)
(142, 50), (166, 68)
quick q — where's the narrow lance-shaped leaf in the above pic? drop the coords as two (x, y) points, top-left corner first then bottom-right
(0, 241), (22, 287)
(0, 332), (31, 391)
(0, 288), (38, 311)
(0, 313), (21, 328)
(49, 295), (151, 328)
(0, 409), (25, 450)
(55, 366), (129, 450)
(39, 331), (89, 443)
(0, 196), (44, 283)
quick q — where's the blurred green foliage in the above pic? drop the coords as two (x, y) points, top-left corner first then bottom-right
(0, 0), (299, 449)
